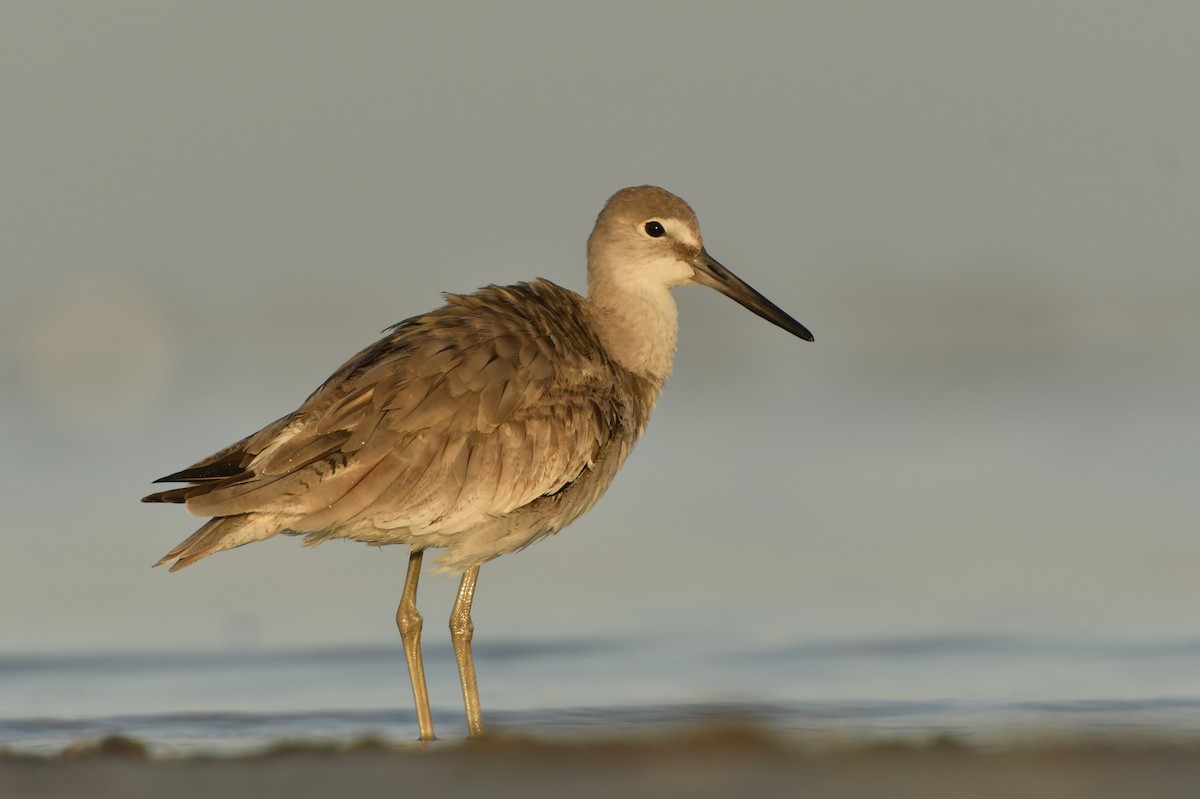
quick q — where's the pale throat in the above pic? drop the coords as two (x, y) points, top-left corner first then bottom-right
(587, 281), (680, 381)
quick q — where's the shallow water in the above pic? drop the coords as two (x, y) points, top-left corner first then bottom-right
(5, 634), (1200, 756)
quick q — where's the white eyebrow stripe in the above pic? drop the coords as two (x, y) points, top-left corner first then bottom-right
(661, 218), (700, 249)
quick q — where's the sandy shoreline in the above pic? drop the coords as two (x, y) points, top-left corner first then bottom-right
(5, 727), (1200, 799)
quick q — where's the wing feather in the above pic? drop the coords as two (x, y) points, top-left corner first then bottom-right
(152, 282), (626, 543)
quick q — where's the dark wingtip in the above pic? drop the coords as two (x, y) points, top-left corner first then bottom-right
(151, 468), (198, 484)
(153, 457), (250, 484)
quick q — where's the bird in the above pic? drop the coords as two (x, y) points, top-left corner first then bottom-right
(144, 185), (813, 741)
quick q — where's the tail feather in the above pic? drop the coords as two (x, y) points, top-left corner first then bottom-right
(154, 515), (277, 572)
(142, 487), (192, 504)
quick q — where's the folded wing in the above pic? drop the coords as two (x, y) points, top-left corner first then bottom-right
(145, 282), (623, 544)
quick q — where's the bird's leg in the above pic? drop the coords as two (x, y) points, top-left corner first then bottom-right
(449, 566), (484, 737)
(396, 550), (436, 741)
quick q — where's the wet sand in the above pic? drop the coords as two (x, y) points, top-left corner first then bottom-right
(4, 728), (1200, 799)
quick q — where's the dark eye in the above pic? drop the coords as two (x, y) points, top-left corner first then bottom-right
(644, 221), (666, 238)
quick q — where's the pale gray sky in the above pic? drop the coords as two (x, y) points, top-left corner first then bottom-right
(2, 2), (1198, 654)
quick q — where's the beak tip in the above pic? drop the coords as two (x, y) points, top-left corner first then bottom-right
(791, 324), (814, 342)
(693, 250), (814, 344)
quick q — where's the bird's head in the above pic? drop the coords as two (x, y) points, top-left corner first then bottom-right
(587, 185), (813, 342)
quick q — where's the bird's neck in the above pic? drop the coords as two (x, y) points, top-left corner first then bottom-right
(587, 279), (680, 382)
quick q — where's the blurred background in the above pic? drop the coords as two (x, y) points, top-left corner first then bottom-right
(1, 2), (1198, 727)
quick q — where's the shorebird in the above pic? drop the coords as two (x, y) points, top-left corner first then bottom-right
(145, 185), (812, 740)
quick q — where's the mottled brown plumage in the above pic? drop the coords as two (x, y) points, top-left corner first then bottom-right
(147, 281), (660, 573)
(145, 185), (811, 740)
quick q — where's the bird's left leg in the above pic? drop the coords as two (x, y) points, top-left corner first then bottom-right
(449, 565), (484, 737)
(396, 550), (436, 741)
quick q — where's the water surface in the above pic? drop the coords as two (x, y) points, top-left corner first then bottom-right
(6, 634), (1200, 756)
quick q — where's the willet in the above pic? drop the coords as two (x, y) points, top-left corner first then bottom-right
(145, 185), (812, 740)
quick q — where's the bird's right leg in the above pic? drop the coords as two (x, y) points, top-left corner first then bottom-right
(449, 565), (484, 738)
(396, 549), (435, 741)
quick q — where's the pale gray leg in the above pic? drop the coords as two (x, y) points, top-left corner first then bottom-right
(449, 566), (484, 737)
(396, 550), (435, 741)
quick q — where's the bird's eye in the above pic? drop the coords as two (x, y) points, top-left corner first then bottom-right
(644, 221), (666, 238)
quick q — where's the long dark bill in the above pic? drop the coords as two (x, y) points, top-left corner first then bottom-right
(691, 249), (814, 342)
